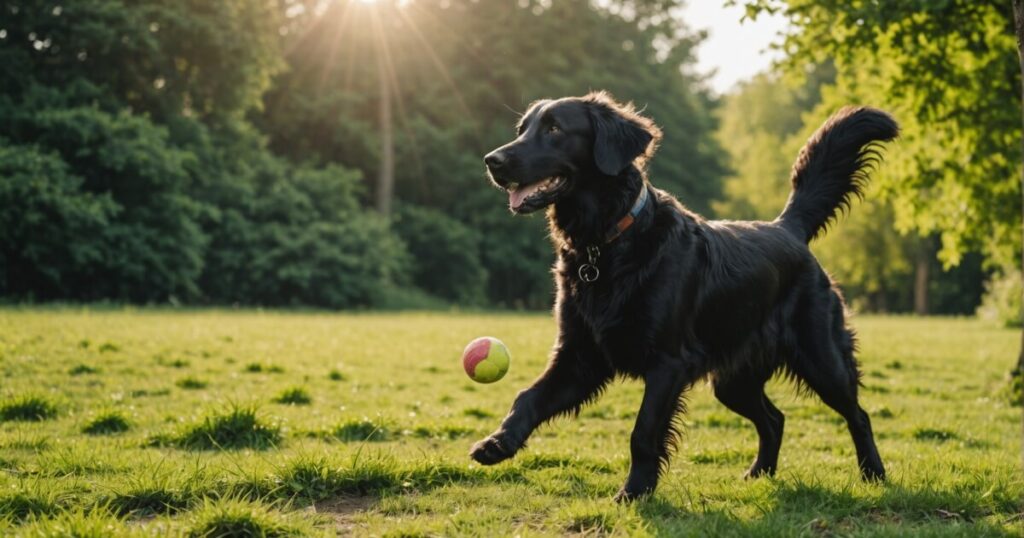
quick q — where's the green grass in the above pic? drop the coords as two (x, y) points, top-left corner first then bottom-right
(273, 387), (312, 406)
(82, 410), (132, 435)
(161, 404), (282, 450)
(176, 376), (209, 390)
(0, 309), (1020, 536)
(0, 395), (59, 422)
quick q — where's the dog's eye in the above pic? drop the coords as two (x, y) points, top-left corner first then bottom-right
(547, 124), (561, 134)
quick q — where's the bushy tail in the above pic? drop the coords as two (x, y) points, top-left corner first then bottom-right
(777, 106), (899, 243)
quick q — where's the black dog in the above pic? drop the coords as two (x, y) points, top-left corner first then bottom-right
(473, 92), (898, 501)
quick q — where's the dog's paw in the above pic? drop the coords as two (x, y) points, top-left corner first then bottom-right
(469, 433), (517, 465)
(613, 486), (652, 504)
(614, 475), (656, 503)
(860, 465), (886, 483)
(743, 461), (776, 480)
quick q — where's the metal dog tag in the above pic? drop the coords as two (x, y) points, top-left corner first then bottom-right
(578, 245), (601, 282)
(578, 264), (600, 282)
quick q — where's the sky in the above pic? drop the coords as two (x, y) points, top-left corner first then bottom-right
(680, 2), (790, 95)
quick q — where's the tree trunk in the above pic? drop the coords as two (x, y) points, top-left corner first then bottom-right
(375, 35), (394, 217)
(1011, 0), (1024, 470)
(913, 248), (929, 315)
(1012, 1), (1024, 378)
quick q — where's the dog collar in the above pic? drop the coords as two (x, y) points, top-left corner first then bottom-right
(605, 184), (649, 243)
(577, 185), (651, 283)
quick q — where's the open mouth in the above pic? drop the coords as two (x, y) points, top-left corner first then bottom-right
(507, 176), (567, 212)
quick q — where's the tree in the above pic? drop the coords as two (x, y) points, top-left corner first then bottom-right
(740, 1), (1019, 265)
(1011, 0), (1024, 389)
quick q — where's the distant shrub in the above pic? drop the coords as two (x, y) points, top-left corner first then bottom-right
(393, 205), (487, 305)
(0, 395), (59, 422)
(328, 369), (346, 381)
(273, 387), (312, 406)
(82, 411), (131, 435)
(977, 270), (1022, 328)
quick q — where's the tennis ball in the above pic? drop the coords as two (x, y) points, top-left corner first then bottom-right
(462, 336), (510, 383)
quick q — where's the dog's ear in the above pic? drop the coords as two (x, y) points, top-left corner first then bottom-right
(586, 94), (661, 176)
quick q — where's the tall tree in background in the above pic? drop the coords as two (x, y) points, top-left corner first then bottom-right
(1012, 0), (1024, 383)
(374, 0), (395, 216)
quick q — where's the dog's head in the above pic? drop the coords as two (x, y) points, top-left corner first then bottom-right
(484, 92), (661, 214)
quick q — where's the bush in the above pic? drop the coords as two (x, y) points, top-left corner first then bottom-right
(198, 157), (412, 309)
(0, 144), (116, 299)
(977, 270), (1021, 328)
(393, 205), (488, 305)
(13, 106), (205, 302)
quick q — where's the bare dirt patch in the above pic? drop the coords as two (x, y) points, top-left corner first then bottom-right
(313, 495), (378, 533)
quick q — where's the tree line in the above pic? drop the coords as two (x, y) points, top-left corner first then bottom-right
(0, 0), (1016, 318)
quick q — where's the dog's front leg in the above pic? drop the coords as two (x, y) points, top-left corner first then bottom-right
(470, 324), (610, 466)
(616, 353), (692, 502)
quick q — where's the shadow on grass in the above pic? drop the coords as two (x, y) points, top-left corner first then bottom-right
(634, 480), (1022, 537)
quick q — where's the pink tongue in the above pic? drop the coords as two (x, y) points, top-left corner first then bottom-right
(508, 182), (546, 209)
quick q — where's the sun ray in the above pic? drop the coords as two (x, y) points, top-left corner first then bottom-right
(370, 6), (430, 199)
(394, 5), (474, 120)
(315, 1), (358, 95)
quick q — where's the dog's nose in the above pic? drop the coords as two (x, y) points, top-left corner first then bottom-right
(484, 150), (508, 170)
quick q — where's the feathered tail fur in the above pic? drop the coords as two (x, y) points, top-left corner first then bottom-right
(777, 107), (899, 243)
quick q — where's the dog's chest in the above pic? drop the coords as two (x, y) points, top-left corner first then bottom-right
(561, 257), (667, 373)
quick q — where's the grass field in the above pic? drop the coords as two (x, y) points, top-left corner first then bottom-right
(0, 309), (1021, 536)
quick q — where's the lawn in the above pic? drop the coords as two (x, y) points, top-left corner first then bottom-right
(0, 308), (1020, 536)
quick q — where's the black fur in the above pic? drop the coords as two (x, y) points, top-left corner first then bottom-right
(477, 92), (899, 502)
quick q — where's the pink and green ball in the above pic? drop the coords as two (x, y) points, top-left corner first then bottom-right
(462, 337), (511, 383)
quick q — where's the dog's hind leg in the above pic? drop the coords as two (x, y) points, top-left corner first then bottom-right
(470, 325), (612, 466)
(615, 353), (692, 503)
(791, 294), (885, 481)
(713, 370), (785, 478)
